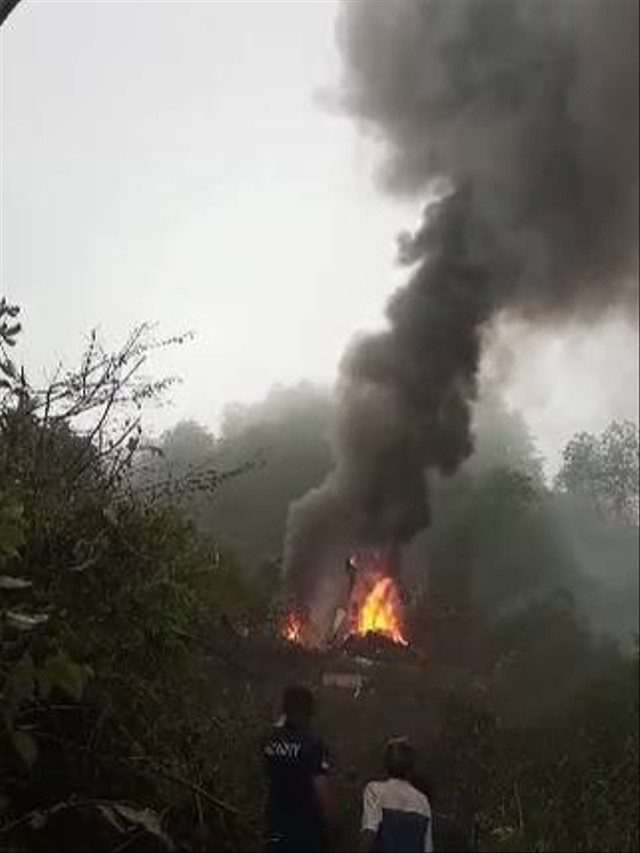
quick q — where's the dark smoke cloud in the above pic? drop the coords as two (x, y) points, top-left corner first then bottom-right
(285, 0), (639, 614)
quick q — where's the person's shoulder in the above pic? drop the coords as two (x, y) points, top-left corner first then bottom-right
(302, 728), (327, 752)
(262, 722), (289, 753)
(262, 724), (282, 742)
(408, 782), (431, 814)
(363, 779), (385, 797)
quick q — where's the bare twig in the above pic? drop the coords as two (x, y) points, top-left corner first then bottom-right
(125, 757), (242, 818)
(513, 780), (524, 830)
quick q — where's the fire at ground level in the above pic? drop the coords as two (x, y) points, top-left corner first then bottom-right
(282, 548), (409, 649)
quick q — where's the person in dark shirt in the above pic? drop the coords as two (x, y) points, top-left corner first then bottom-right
(263, 685), (332, 853)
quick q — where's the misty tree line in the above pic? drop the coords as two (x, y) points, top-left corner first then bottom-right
(1, 305), (638, 851)
(144, 383), (639, 646)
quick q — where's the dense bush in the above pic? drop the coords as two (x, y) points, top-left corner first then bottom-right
(478, 654), (639, 853)
(0, 305), (268, 850)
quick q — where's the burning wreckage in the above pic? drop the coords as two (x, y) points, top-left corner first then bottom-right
(281, 547), (414, 660)
(279, 547), (419, 701)
(279, 0), (638, 684)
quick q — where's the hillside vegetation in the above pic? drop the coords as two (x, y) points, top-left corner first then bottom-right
(1, 301), (638, 852)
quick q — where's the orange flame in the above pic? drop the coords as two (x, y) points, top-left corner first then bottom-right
(282, 612), (303, 644)
(354, 574), (408, 646)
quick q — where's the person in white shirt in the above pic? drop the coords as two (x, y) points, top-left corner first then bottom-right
(360, 737), (434, 853)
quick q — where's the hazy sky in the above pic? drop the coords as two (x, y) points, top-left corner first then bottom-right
(1, 0), (638, 472)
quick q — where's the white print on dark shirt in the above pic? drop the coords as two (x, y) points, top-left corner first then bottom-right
(265, 740), (302, 759)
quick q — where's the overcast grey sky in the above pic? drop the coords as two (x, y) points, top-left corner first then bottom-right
(1, 0), (638, 472)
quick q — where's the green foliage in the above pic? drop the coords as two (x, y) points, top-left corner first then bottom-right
(489, 592), (622, 722)
(556, 420), (639, 522)
(553, 421), (639, 643)
(37, 652), (93, 702)
(0, 495), (25, 564)
(0, 478), (94, 780)
(0, 309), (270, 850)
(482, 656), (639, 852)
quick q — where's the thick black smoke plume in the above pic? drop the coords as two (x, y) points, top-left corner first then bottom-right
(285, 0), (639, 614)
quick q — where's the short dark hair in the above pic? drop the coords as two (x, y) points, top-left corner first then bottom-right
(384, 737), (414, 780)
(282, 684), (314, 723)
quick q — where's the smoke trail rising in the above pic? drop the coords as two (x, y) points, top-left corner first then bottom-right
(285, 0), (639, 613)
